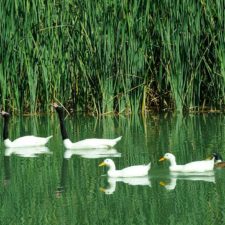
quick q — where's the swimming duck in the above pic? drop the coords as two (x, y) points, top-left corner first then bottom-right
(159, 153), (214, 172)
(53, 103), (122, 149)
(1, 111), (52, 148)
(99, 158), (151, 177)
(212, 152), (225, 168)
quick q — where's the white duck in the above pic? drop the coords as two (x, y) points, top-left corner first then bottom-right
(159, 153), (215, 172)
(99, 158), (151, 177)
(53, 103), (122, 149)
(1, 111), (53, 148)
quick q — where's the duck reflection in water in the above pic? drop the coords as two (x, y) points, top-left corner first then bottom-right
(160, 171), (215, 191)
(4, 146), (51, 158)
(3, 147), (52, 186)
(64, 148), (121, 159)
(100, 176), (151, 195)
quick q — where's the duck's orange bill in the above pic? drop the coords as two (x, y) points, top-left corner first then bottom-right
(99, 162), (106, 167)
(159, 157), (165, 162)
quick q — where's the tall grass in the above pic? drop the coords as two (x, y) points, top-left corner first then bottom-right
(1, 0), (225, 114)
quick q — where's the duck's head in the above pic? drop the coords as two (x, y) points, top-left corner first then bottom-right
(99, 159), (114, 167)
(52, 102), (61, 110)
(52, 102), (59, 108)
(0, 111), (10, 118)
(52, 102), (64, 113)
(159, 153), (176, 162)
(212, 152), (223, 163)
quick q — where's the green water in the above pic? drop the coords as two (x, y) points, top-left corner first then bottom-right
(1, 113), (225, 225)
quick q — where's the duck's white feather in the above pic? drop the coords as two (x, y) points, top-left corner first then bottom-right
(4, 135), (53, 148)
(109, 165), (150, 177)
(63, 136), (122, 149)
(171, 161), (214, 172)
(159, 153), (214, 172)
(99, 159), (151, 177)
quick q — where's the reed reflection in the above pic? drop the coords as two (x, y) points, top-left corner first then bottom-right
(56, 157), (69, 198)
(3, 156), (10, 186)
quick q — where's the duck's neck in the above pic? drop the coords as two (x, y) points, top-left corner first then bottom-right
(108, 163), (116, 172)
(3, 115), (9, 141)
(169, 157), (177, 167)
(56, 109), (69, 140)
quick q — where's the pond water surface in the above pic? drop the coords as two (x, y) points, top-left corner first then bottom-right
(1, 112), (225, 225)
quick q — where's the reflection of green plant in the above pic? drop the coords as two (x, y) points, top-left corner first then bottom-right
(1, 1), (225, 113)
(1, 113), (223, 225)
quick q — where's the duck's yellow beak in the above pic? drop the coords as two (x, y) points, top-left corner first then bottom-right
(99, 162), (106, 167)
(99, 187), (106, 192)
(159, 157), (166, 162)
(159, 181), (167, 186)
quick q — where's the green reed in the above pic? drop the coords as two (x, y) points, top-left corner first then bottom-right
(1, 0), (225, 114)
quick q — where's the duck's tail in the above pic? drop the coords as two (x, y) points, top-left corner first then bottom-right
(109, 136), (122, 148)
(114, 136), (122, 143)
(46, 135), (53, 141)
(147, 162), (151, 170)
